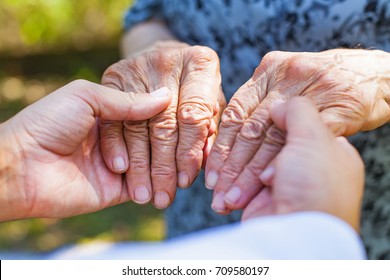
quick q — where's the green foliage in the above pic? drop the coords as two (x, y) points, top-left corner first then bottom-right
(0, 203), (165, 252)
(0, 0), (132, 56)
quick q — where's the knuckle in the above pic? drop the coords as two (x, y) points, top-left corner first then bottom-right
(123, 120), (148, 135)
(100, 130), (122, 143)
(239, 119), (268, 141)
(266, 52), (319, 82)
(148, 49), (182, 73)
(254, 51), (282, 74)
(129, 156), (149, 171)
(99, 122), (122, 142)
(210, 142), (231, 162)
(244, 163), (264, 179)
(101, 60), (129, 90)
(103, 61), (123, 76)
(264, 126), (285, 146)
(151, 165), (176, 181)
(178, 102), (213, 125)
(190, 45), (219, 62)
(186, 46), (219, 71)
(149, 115), (178, 142)
(124, 130), (149, 143)
(100, 134), (123, 154)
(100, 134), (122, 149)
(262, 51), (284, 64)
(283, 55), (310, 78)
(253, 51), (289, 80)
(220, 163), (241, 182)
(177, 148), (203, 165)
(102, 57), (149, 92)
(220, 101), (247, 127)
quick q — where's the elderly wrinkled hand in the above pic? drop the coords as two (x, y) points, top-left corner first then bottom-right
(206, 49), (390, 214)
(100, 41), (225, 209)
(242, 97), (364, 231)
(0, 80), (171, 221)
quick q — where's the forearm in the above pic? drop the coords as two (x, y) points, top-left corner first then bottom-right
(120, 19), (178, 58)
(0, 119), (27, 221)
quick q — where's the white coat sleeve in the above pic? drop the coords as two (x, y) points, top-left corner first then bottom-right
(50, 212), (366, 260)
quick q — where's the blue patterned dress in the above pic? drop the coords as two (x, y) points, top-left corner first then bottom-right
(124, 0), (390, 259)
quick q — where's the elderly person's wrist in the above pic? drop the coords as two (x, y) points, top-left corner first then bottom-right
(148, 40), (190, 50)
(384, 91), (390, 125)
(375, 50), (390, 122)
(121, 19), (178, 58)
(127, 40), (190, 58)
(0, 119), (28, 221)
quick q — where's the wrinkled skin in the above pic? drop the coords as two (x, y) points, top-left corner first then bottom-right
(101, 41), (225, 209)
(0, 80), (171, 221)
(206, 49), (390, 214)
(242, 97), (364, 231)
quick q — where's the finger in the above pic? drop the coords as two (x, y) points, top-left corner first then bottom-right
(98, 84), (170, 174)
(208, 118), (217, 137)
(334, 136), (365, 182)
(99, 76), (129, 174)
(66, 81), (171, 175)
(210, 189), (233, 215)
(99, 120), (128, 173)
(119, 76), (153, 204)
(211, 98), (273, 189)
(202, 133), (216, 169)
(149, 86), (180, 209)
(224, 125), (285, 210)
(241, 187), (273, 221)
(124, 120), (152, 205)
(175, 46), (221, 188)
(202, 90), (226, 167)
(210, 92), (283, 213)
(335, 136), (361, 159)
(71, 81), (171, 121)
(259, 160), (276, 186)
(205, 83), (265, 190)
(270, 96), (330, 142)
(118, 51), (182, 209)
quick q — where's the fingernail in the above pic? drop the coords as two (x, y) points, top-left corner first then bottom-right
(113, 156), (126, 172)
(178, 172), (190, 188)
(134, 187), (151, 204)
(260, 166), (275, 183)
(211, 192), (226, 213)
(206, 170), (218, 190)
(225, 186), (242, 205)
(154, 191), (171, 209)
(150, 87), (169, 98)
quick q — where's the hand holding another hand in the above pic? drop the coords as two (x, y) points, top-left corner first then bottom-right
(242, 97), (364, 230)
(0, 80), (171, 221)
(101, 41), (225, 209)
(206, 49), (389, 214)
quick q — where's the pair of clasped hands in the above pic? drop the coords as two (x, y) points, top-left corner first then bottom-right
(2, 41), (390, 230)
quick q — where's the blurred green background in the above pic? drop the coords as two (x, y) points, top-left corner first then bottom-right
(0, 0), (165, 253)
